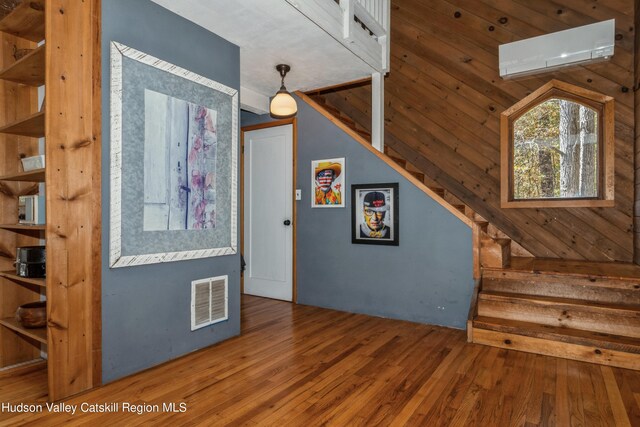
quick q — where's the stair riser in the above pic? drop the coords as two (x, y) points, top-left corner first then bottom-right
(477, 299), (640, 338)
(389, 158), (407, 168)
(472, 328), (640, 370)
(483, 270), (640, 290)
(473, 318), (640, 354)
(482, 277), (640, 306)
(480, 240), (511, 269)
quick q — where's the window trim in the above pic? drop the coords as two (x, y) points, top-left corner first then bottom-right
(500, 79), (615, 209)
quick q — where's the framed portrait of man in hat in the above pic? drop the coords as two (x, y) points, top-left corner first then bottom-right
(351, 183), (399, 246)
(311, 157), (346, 208)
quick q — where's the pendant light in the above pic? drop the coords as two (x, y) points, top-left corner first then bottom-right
(269, 64), (297, 119)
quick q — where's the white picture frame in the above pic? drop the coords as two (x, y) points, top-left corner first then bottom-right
(109, 42), (238, 268)
(311, 157), (346, 208)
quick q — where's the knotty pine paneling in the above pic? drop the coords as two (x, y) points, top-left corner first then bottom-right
(321, 0), (637, 262)
(634, 0), (640, 264)
(45, 0), (101, 400)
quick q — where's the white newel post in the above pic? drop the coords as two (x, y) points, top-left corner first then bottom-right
(372, 71), (384, 152)
(382, 0), (390, 72)
(340, 0), (354, 40)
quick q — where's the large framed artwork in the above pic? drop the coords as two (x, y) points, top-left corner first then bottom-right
(351, 183), (399, 246)
(109, 42), (238, 267)
(311, 157), (345, 208)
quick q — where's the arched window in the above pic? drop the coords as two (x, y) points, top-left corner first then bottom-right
(501, 80), (614, 208)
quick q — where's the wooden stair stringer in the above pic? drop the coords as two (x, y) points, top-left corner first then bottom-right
(297, 91), (472, 227)
(385, 143), (531, 267)
(384, 145), (521, 269)
(304, 90), (536, 264)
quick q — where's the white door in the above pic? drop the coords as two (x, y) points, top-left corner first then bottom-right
(243, 124), (293, 301)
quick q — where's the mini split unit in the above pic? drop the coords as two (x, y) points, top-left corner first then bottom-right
(499, 19), (615, 78)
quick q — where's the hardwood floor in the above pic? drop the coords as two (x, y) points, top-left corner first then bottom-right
(1, 295), (640, 426)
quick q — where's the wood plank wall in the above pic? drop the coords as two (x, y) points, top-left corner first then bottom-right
(321, 0), (637, 262)
(45, 0), (101, 400)
(634, 0), (639, 264)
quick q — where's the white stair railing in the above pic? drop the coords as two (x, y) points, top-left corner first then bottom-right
(340, 0), (390, 72)
(288, 0), (389, 151)
(356, 0), (390, 71)
(340, 0), (389, 152)
(288, 0), (389, 73)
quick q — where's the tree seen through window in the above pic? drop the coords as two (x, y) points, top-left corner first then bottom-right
(512, 98), (598, 200)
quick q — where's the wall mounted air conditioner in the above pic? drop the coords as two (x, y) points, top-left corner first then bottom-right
(499, 19), (615, 78)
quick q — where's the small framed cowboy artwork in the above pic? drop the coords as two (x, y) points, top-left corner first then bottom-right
(351, 183), (399, 246)
(311, 158), (345, 208)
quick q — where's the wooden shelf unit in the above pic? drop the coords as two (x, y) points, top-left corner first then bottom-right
(0, 1), (45, 376)
(0, 317), (46, 344)
(0, 168), (45, 182)
(0, 0), (44, 42)
(0, 0), (101, 401)
(0, 111), (45, 138)
(0, 271), (45, 288)
(0, 44), (44, 86)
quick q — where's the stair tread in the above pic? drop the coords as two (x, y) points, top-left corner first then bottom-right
(492, 257), (640, 281)
(388, 155), (406, 164)
(322, 104), (341, 115)
(479, 290), (640, 313)
(493, 238), (511, 245)
(339, 115), (355, 126)
(481, 236), (511, 247)
(483, 270), (640, 292)
(473, 316), (640, 353)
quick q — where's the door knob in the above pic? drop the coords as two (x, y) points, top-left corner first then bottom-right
(283, 219), (291, 226)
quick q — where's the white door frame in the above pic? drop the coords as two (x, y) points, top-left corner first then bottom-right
(240, 118), (297, 303)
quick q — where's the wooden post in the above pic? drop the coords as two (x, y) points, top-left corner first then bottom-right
(45, 0), (101, 400)
(371, 71), (384, 152)
(339, 0), (354, 40)
(472, 222), (481, 280)
(381, 0), (390, 71)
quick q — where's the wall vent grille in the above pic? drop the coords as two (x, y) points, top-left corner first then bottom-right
(191, 275), (228, 331)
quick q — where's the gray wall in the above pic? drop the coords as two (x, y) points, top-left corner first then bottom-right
(242, 98), (473, 328)
(102, 0), (241, 382)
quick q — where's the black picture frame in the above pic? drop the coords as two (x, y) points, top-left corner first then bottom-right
(351, 183), (399, 246)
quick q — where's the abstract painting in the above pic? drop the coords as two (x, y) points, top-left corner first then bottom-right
(110, 42), (238, 268)
(143, 90), (218, 231)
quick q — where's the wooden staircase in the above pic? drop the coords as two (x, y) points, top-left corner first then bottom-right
(305, 90), (640, 370)
(309, 92), (532, 269)
(468, 258), (640, 370)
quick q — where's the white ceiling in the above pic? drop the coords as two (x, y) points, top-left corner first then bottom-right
(151, 0), (374, 112)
